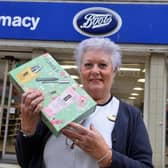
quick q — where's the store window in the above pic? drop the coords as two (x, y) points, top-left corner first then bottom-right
(0, 58), (28, 160)
(113, 63), (145, 111)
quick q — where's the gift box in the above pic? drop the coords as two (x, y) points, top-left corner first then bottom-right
(9, 53), (96, 136)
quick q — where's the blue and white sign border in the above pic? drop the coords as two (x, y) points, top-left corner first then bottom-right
(73, 7), (122, 37)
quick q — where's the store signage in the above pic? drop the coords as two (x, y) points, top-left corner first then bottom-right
(73, 7), (122, 37)
(0, 16), (40, 30)
(0, 2), (168, 44)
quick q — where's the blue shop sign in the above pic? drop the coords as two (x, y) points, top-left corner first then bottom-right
(0, 1), (168, 44)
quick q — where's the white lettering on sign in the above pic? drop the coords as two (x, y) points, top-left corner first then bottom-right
(0, 16), (40, 30)
(80, 13), (112, 29)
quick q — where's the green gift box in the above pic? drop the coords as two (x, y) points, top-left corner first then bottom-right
(8, 53), (96, 136)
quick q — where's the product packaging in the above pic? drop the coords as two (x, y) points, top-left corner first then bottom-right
(9, 53), (96, 136)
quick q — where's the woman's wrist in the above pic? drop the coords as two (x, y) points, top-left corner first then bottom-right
(97, 149), (112, 168)
(20, 129), (35, 137)
(21, 121), (37, 136)
(20, 125), (36, 137)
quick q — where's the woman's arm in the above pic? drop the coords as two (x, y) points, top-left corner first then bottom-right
(16, 121), (50, 168)
(16, 90), (44, 168)
(15, 131), (41, 168)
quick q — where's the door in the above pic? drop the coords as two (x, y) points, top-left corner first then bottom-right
(0, 57), (25, 161)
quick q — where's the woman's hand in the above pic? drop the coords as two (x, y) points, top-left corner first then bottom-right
(62, 122), (112, 167)
(20, 89), (44, 135)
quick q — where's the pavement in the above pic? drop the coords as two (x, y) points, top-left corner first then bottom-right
(0, 163), (20, 168)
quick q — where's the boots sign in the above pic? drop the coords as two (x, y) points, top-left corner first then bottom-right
(73, 7), (122, 37)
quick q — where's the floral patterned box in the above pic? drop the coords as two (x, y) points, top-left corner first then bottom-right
(8, 53), (96, 136)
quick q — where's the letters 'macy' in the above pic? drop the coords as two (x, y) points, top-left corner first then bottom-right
(0, 16), (40, 31)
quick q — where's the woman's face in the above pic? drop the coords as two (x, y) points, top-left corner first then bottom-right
(80, 49), (116, 102)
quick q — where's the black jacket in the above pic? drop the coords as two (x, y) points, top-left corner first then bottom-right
(16, 101), (153, 168)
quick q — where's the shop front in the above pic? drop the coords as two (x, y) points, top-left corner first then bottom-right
(0, 1), (167, 167)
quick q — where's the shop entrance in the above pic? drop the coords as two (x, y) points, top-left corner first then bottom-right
(0, 56), (27, 162)
(0, 49), (146, 163)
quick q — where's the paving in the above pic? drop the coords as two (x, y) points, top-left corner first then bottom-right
(0, 163), (20, 168)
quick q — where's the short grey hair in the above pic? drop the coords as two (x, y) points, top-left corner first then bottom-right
(74, 37), (122, 71)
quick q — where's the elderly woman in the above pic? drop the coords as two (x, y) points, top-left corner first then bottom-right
(16, 38), (153, 168)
